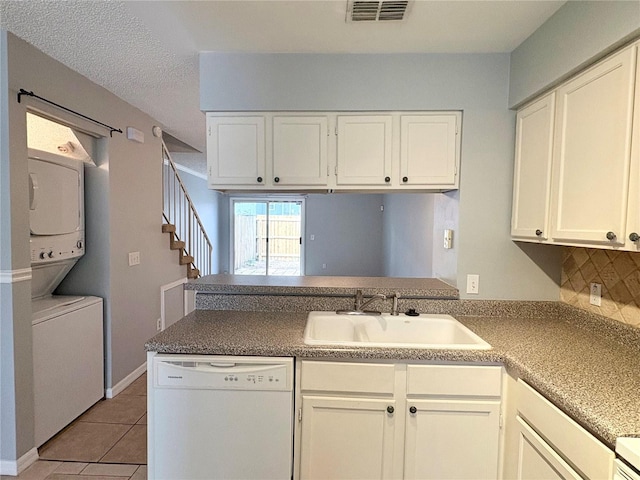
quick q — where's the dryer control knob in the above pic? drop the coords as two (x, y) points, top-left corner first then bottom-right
(47, 251), (54, 258)
(39, 252), (47, 260)
(77, 240), (83, 249)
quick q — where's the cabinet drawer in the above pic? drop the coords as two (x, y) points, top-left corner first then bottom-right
(300, 361), (396, 395)
(406, 364), (502, 396)
(517, 380), (614, 480)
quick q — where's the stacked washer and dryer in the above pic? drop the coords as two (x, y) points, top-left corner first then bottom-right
(29, 138), (104, 447)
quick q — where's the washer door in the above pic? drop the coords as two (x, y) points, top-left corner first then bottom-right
(29, 158), (81, 236)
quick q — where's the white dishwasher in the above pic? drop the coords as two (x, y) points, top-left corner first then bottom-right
(148, 354), (294, 480)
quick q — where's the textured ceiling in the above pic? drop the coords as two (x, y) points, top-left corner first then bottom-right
(0, 0), (204, 151)
(0, 0), (565, 157)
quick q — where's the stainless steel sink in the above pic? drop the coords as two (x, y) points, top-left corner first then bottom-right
(304, 311), (491, 349)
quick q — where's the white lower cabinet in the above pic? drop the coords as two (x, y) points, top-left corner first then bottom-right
(404, 399), (501, 480)
(296, 360), (503, 480)
(513, 380), (614, 480)
(516, 416), (581, 480)
(299, 396), (397, 479)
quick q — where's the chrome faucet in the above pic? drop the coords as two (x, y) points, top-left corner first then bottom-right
(354, 289), (386, 312)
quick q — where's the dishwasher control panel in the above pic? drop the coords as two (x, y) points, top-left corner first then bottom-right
(154, 355), (293, 391)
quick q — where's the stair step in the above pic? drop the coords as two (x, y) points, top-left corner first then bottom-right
(162, 224), (176, 233)
(187, 265), (200, 279)
(170, 240), (185, 250)
(180, 255), (194, 265)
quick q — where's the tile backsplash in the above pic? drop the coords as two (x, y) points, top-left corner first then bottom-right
(561, 247), (640, 327)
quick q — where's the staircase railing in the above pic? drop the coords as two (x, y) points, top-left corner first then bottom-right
(162, 142), (212, 277)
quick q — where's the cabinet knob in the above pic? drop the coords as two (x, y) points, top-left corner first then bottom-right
(409, 406), (417, 414)
(402, 176), (408, 183)
(385, 176), (391, 183)
(274, 177), (280, 183)
(606, 231), (617, 241)
(256, 177), (263, 183)
(630, 233), (640, 242)
(386, 406), (394, 414)
(535, 229), (543, 237)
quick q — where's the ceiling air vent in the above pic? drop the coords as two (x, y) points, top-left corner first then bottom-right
(347, 1), (410, 22)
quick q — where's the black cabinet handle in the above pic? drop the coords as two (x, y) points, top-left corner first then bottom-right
(402, 176), (408, 183)
(386, 406), (394, 414)
(606, 231), (616, 241)
(257, 177), (263, 183)
(409, 406), (417, 414)
(535, 229), (543, 237)
(385, 176), (391, 183)
(630, 232), (640, 242)
(274, 177), (280, 183)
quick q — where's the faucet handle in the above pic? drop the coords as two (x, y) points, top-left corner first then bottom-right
(354, 289), (363, 310)
(392, 292), (400, 316)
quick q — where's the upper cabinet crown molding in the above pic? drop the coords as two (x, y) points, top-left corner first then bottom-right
(206, 111), (462, 193)
(511, 41), (640, 252)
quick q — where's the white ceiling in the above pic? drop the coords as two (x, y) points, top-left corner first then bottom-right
(0, 0), (565, 153)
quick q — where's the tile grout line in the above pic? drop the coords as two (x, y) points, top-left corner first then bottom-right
(97, 424), (136, 464)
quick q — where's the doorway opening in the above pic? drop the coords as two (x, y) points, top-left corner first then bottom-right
(231, 198), (304, 276)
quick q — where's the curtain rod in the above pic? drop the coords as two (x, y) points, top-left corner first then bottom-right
(17, 88), (123, 137)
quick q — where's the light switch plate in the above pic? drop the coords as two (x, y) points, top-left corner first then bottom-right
(444, 229), (453, 249)
(128, 251), (140, 266)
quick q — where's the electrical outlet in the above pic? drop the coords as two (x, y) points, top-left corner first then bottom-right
(466, 274), (479, 294)
(322, 263), (327, 269)
(310, 234), (315, 241)
(590, 283), (602, 306)
(128, 251), (140, 266)
(157, 318), (162, 331)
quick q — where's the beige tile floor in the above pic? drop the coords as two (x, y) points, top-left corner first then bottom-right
(3, 373), (147, 480)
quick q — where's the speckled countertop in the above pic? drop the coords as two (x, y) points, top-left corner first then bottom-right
(186, 274), (459, 298)
(145, 306), (640, 449)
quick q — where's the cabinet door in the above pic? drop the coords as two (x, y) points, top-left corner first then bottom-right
(516, 416), (582, 480)
(511, 94), (555, 241)
(400, 114), (458, 187)
(207, 116), (266, 187)
(273, 116), (328, 186)
(404, 398), (500, 480)
(336, 115), (392, 186)
(550, 46), (637, 245)
(299, 395), (396, 480)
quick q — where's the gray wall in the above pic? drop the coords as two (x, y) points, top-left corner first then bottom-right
(305, 194), (384, 276)
(200, 52), (562, 300)
(382, 194), (434, 278)
(509, 1), (640, 107)
(1, 29), (35, 463)
(1, 31), (186, 462)
(431, 191), (459, 286)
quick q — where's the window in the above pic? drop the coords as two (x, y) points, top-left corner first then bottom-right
(231, 197), (304, 276)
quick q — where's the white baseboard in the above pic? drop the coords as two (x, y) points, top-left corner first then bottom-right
(0, 447), (38, 476)
(106, 362), (147, 399)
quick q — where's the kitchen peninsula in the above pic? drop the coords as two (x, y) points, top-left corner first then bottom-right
(147, 274), (640, 479)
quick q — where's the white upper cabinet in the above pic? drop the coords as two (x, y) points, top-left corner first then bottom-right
(272, 116), (328, 186)
(511, 93), (555, 241)
(207, 116), (266, 187)
(512, 41), (640, 251)
(550, 45), (637, 246)
(206, 111), (462, 192)
(336, 115), (393, 186)
(400, 114), (459, 189)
